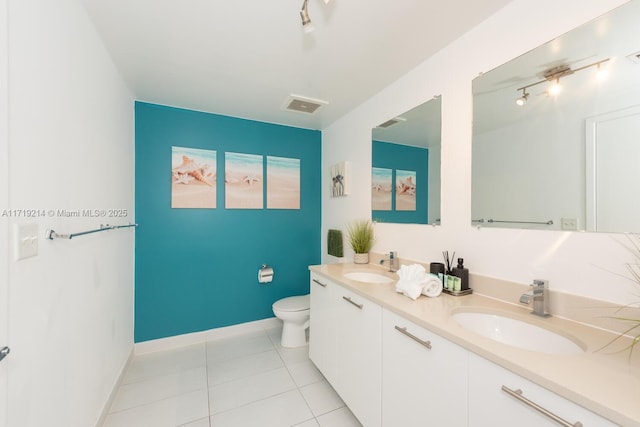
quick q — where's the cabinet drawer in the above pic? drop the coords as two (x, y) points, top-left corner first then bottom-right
(468, 353), (617, 427)
(382, 309), (468, 427)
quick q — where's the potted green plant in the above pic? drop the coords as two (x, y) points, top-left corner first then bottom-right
(346, 219), (374, 264)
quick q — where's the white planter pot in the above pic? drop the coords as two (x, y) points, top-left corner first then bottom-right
(354, 253), (369, 264)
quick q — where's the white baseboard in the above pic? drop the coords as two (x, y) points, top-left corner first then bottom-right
(134, 317), (282, 355)
(95, 347), (134, 427)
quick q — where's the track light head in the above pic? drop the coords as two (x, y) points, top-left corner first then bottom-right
(596, 63), (608, 80)
(548, 78), (562, 96)
(515, 90), (529, 106)
(300, 0), (314, 33)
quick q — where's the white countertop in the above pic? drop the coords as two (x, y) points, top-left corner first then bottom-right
(309, 262), (640, 427)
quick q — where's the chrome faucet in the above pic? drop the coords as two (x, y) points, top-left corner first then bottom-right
(520, 279), (550, 317)
(380, 251), (400, 272)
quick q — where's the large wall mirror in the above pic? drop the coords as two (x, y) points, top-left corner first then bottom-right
(372, 95), (441, 225)
(472, 0), (640, 233)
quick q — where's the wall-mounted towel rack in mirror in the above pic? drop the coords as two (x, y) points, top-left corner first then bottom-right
(45, 223), (138, 240)
(472, 219), (553, 225)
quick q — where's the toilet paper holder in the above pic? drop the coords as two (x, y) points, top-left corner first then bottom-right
(258, 264), (274, 284)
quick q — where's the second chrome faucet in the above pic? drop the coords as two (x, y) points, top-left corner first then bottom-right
(520, 279), (550, 317)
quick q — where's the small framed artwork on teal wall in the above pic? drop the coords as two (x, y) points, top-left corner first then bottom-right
(171, 146), (217, 208)
(225, 152), (264, 209)
(267, 156), (300, 209)
(330, 161), (349, 197)
(396, 169), (416, 211)
(372, 167), (392, 210)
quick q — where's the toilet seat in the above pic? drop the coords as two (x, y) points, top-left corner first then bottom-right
(273, 295), (310, 312)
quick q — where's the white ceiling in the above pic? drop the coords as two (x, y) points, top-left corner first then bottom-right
(82, 0), (513, 130)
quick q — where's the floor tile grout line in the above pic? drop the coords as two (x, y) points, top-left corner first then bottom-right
(117, 363), (208, 390)
(204, 342), (213, 427)
(268, 326), (330, 426)
(208, 387), (302, 418)
(106, 386), (210, 416)
(106, 343), (212, 424)
(205, 330), (279, 365)
(239, 327), (322, 426)
(119, 346), (209, 386)
(273, 342), (320, 425)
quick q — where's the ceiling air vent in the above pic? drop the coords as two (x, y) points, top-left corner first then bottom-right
(283, 94), (328, 115)
(627, 50), (640, 64)
(376, 117), (406, 129)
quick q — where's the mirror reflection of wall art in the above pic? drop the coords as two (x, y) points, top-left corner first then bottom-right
(171, 146), (216, 209)
(371, 95), (441, 225)
(396, 170), (416, 211)
(372, 167), (392, 211)
(267, 156), (300, 209)
(225, 152), (263, 209)
(330, 161), (349, 197)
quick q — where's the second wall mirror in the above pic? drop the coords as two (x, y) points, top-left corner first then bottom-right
(472, 1), (640, 233)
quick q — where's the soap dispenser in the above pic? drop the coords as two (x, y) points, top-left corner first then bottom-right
(452, 258), (469, 291)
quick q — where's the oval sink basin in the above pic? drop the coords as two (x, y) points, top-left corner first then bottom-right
(452, 311), (585, 355)
(343, 271), (394, 284)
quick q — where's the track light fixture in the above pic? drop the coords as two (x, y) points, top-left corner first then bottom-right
(515, 58), (609, 105)
(300, 0), (333, 33)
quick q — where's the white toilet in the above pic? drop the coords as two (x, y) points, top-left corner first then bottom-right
(272, 294), (310, 348)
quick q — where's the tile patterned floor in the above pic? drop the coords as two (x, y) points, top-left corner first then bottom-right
(102, 326), (362, 427)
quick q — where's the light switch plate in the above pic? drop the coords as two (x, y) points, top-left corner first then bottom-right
(14, 223), (38, 260)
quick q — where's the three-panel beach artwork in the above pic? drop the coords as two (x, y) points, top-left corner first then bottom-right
(171, 146), (300, 210)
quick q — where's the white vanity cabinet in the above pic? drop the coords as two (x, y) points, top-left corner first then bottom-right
(382, 308), (468, 427)
(309, 273), (382, 427)
(468, 353), (617, 427)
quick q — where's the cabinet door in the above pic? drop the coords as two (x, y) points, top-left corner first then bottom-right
(309, 273), (338, 384)
(335, 286), (382, 427)
(382, 309), (468, 427)
(468, 353), (617, 427)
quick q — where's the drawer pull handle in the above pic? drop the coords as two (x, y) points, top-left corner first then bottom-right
(342, 296), (363, 309)
(501, 386), (583, 427)
(312, 279), (327, 287)
(394, 326), (432, 350)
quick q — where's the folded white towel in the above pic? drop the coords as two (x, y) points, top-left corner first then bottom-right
(395, 264), (428, 300)
(396, 264), (427, 282)
(395, 279), (424, 300)
(422, 273), (443, 298)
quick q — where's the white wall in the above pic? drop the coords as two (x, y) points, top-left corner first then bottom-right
(6, 0), (134, 426)
(1, 0), (9, 425)
(322, 0), (637, 305)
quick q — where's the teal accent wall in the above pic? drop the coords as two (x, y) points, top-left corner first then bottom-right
(372, 140), (429, 224)
(135, 102), (321, 342)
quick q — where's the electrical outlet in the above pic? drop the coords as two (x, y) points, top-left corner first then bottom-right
(561, 217), (578, 231)
(14, 223), (39, 260)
